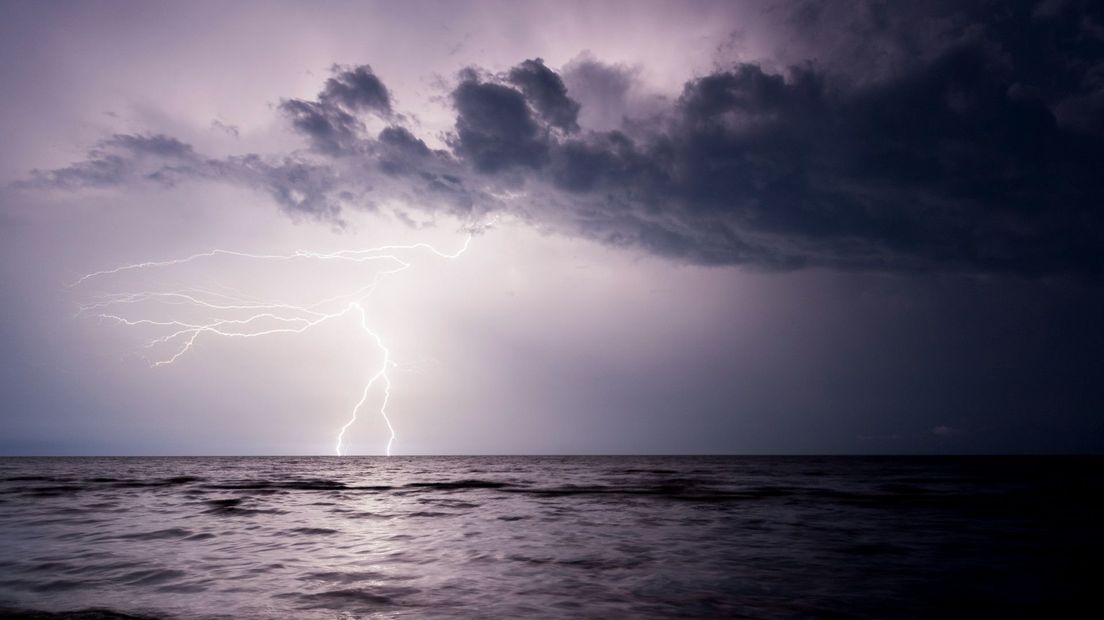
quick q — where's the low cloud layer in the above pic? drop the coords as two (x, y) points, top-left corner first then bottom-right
(22, 1), (1104, 276)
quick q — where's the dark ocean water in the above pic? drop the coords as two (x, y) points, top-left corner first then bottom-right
(0, 456), (1101, 619)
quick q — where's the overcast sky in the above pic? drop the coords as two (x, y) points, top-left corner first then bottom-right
(1, 0), (1102, 455)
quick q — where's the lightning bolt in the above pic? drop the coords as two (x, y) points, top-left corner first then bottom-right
(72, 222), (490, 456)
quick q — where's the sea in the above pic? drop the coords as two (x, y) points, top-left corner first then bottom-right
(0, 456), (1101, 619)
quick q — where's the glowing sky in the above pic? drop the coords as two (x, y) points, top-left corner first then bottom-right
(1, 0), (1103, 454)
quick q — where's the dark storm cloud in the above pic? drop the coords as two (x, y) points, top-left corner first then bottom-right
(319, 65), (392, 116)
(449, 72), (550, 172)
(21, 1), (1104, 275)
(278, 65), (392, 156)
(376, 125), (433, 176)
(430, 1), (1104, 275)
(507, 58), (580, 132)
(278, 98), (364, 156)
(539, 47), (1104, 274)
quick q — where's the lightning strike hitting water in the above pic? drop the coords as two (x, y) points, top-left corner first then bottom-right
(72, 225), (488, 456)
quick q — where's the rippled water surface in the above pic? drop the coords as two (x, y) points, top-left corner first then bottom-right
(0, 456), (1101, 618)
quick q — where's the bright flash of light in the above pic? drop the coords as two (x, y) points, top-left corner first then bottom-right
(72, 222), (492, 456)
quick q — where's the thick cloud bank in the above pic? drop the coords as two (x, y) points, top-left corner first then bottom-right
(23, 1), (1104, 276)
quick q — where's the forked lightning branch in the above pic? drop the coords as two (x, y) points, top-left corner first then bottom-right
(72, 224), (489, 456)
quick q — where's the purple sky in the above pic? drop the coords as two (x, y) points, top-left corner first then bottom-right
(1, 0), (1103, 455)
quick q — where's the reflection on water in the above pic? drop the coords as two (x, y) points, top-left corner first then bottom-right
(0, 456), (1101, 618)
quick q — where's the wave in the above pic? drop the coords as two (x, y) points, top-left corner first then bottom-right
(0, 608), (161, 620)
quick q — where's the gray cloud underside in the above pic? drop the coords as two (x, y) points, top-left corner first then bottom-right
(23, 1), (1104, 276)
